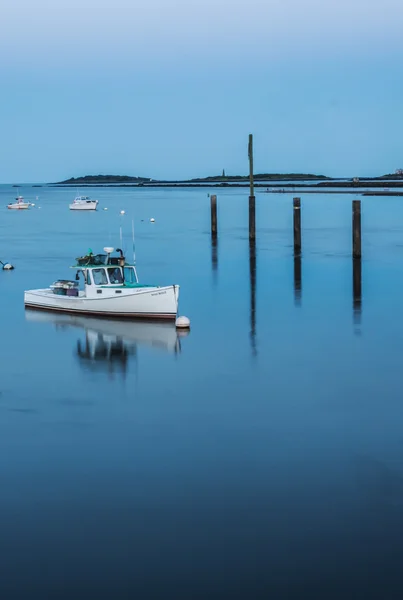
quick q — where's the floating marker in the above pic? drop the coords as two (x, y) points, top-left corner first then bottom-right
(150, 218), (155, 223)
(176, 315), (190, 329)
(103, 208), (108, 211)
(120, 210), (125, 215)
(1, 261), (14, 270)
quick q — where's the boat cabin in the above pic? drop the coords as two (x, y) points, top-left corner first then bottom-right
(73, 196), (95, 204)
(49, 248), (139, 297)
(79, 264), (138, 287)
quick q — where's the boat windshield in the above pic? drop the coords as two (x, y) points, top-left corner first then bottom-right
(92, 268), (108, 285)
(124, 267), (137, 284)
(108, 267), (124, 284)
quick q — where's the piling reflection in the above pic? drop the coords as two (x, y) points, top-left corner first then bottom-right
(25, 310), (187, 377)
(294, 254), (302, 306)
(249, 238), (257, 356)
(353, 258), (362, 331)
(211, 236), (218, 284)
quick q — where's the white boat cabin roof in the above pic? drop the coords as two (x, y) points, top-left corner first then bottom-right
(71, 249), (145, 287)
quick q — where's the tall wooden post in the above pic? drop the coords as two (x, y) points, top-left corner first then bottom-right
(352, 200), (361, 259)
(211, 194), (217, 237)
(248, 133), (254, 200)
(248, 134), (255, 240)
(293, 197), (301, 255)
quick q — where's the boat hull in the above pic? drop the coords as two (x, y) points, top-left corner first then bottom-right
(69, 201), (98, 210)
(7, 203), (30, 209)
(24, 285), (179, 320)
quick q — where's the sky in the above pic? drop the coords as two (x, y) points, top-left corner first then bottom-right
(1, 0), (403, 182)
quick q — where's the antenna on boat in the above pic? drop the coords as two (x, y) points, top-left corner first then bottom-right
(132, 219), (136, 265)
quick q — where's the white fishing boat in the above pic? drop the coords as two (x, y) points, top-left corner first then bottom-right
(7, 195), (30, 210)
(24, 247), (180, 320)
(69, 195), (98, 210)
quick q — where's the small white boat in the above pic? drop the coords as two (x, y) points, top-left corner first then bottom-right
(24, 247), (180, 320)
(69, 195), (98, 210)
(7, 195), (30, 210)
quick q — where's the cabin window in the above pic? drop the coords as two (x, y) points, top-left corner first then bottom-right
(124, 267), (137, 284)
(92, 268), (108, 285)
(108, 267), (123, 284)
(86, 270), (91, 285)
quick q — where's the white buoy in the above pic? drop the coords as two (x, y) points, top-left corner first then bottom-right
(31, 203), (35, 207)
(176, 315), (190, 329)
(104, 207), (108, 211)
(120, 210), (125, 215)
(2, 263), (14, 270)
(150, 217), (155, 223)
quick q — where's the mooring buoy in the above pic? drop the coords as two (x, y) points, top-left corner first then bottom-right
(1, 262), (14, 270)
(176, 315), (190, 329)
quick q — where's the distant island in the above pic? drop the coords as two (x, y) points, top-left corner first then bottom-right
(51, 172), (403, 190)
(54, 172), (331, 185)
(56, 174), (152, 184)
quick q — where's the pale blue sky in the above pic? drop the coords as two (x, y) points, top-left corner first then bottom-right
(1, 0), (402, 182)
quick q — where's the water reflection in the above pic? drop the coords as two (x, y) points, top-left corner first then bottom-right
(249, 239), (257, 356)
(294, 255), (302, 306)
(211, 236), (218, 284)
(77, 330), (135, 375)
(25, 310), (186, 376)
(353, 258), (362, 332)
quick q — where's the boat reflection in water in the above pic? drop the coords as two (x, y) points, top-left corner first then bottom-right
(25, 310), (188, 375)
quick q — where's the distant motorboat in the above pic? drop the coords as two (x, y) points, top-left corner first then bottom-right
(7, 195), (30, 210)
(69, 195), (99, 210)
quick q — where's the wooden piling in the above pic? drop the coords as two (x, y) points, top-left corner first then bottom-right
(211, 194), (217, 237)
(352, 200), (361, 259)
(247, 134), (256, 240)
(293, 197), (301, 255)
(248, 133), (255, 200)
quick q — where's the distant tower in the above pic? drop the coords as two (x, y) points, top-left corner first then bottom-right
(222, 169), (226, 178)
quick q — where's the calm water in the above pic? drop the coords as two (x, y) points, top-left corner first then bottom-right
(1, 184), (403, 598)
